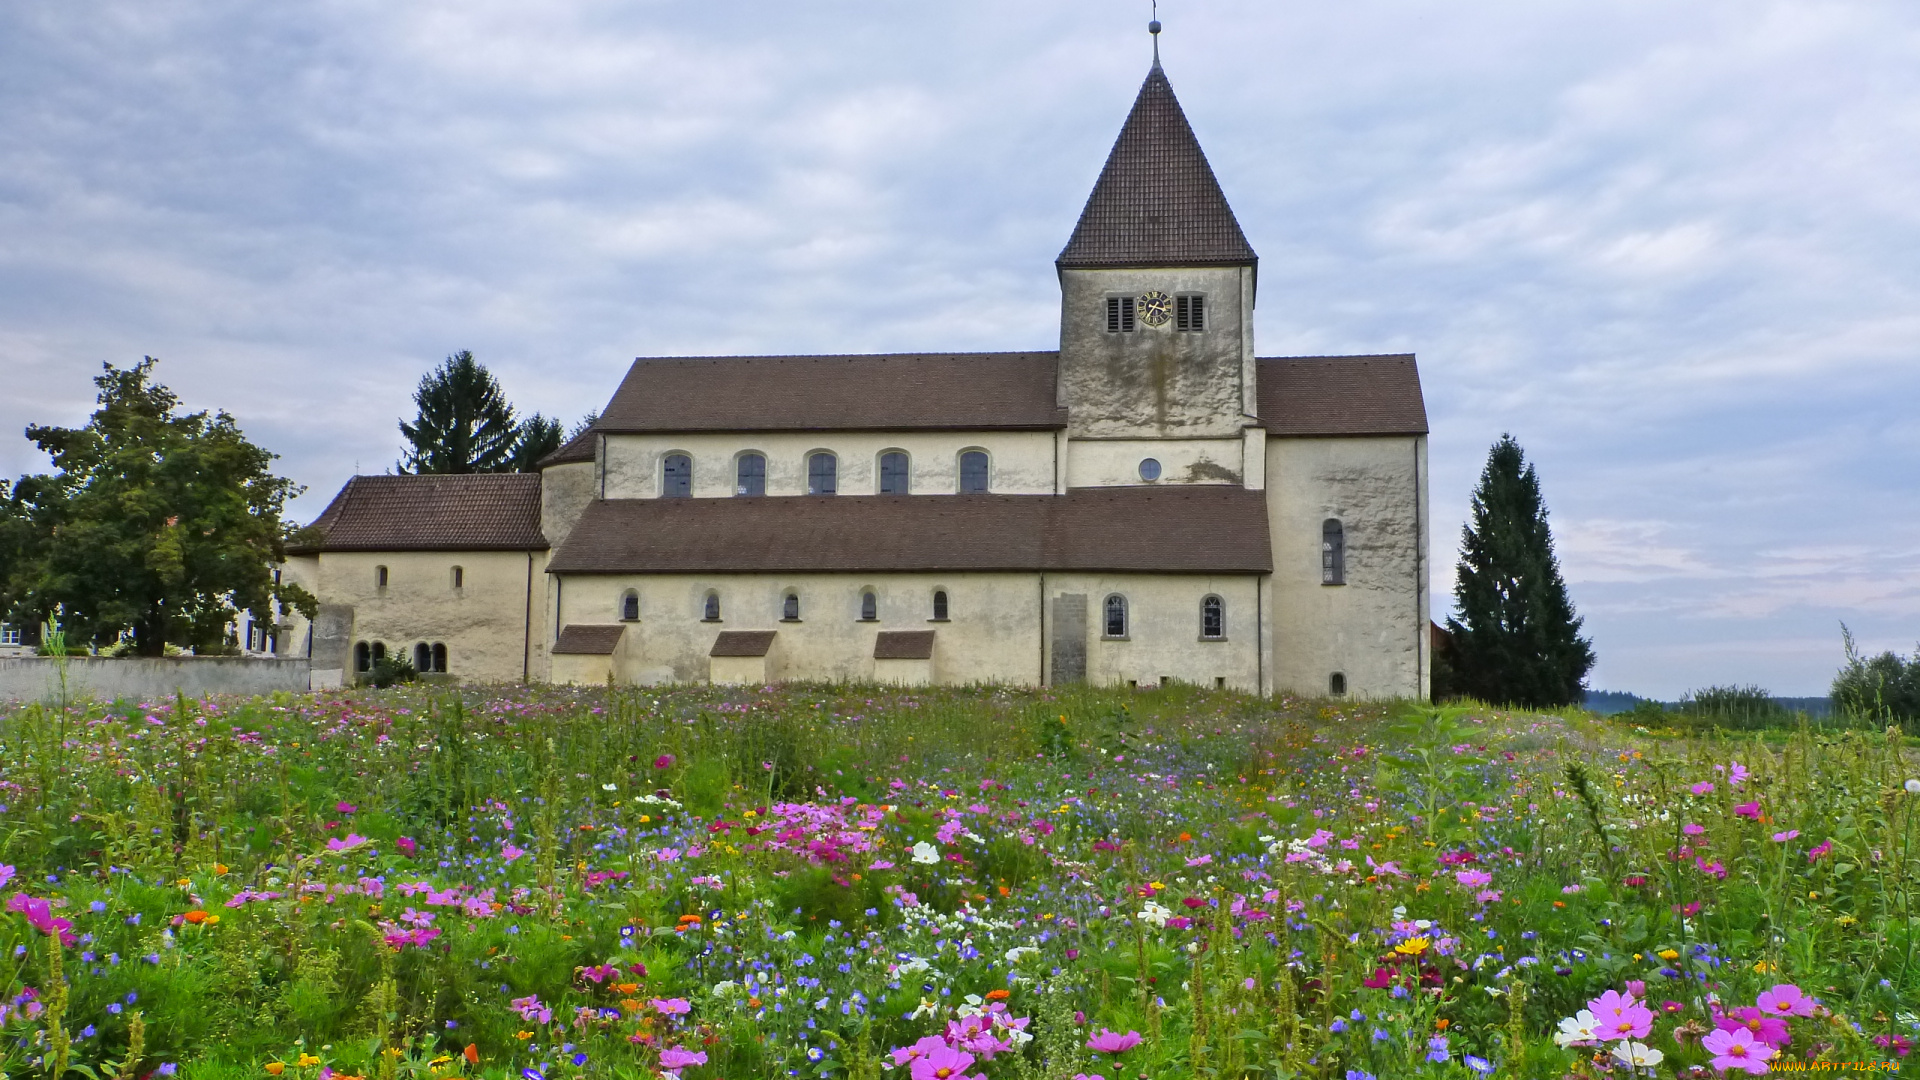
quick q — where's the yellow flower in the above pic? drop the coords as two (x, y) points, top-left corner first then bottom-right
(176, 878), (192, 887)
(1395, 937), (1431, 956)
(204, 914), (220, 926)
(515, 1030), (533, 1041)
(214, 863), (230, 875)
(1657, 949), (1679, 961)
(265, 1064), (286, 1076)
(296, 1054), (321, 1068)
(1754, 960), (1773, 973)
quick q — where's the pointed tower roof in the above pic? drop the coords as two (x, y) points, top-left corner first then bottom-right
(1057, 64), (1257, 271)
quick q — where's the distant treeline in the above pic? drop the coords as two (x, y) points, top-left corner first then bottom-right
(1583, 688), (1832, 719)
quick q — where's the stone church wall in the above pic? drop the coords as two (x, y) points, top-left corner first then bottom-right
(1265, 435), (1429, 699)
(601, 432), (1059, 500)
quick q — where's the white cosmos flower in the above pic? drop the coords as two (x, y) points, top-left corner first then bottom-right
(1610, 1041), (1664, 1069)
(1139, 900), (1172, 928)
(911, 841), (940, 864)
(1554, 1010), (1602, 1047)
(1004, 946), (1039, 965)
(1906, 778), (1920, 794)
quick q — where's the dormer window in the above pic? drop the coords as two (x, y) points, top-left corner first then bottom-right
(1105, 296), (1136, 333)
(1175, 294), (1205, 331)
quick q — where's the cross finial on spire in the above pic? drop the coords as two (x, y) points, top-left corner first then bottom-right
(1149, 1), (1162, 69)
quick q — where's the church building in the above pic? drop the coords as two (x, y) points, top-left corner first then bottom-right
(281, 47), (1431, 698)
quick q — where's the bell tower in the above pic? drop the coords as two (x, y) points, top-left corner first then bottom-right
(1055, 33), (1259, 460)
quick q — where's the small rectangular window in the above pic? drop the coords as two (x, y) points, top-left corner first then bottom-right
(1105, 296), (1136, 333)
(1322, 519), (1346, 585)
(375, 565), (389, 589)
(1175, 294), (1206, 331)
(1, 625), (20, 646)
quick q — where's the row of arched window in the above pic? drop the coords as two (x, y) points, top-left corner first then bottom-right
(353, 640), (448, 673)
(659, 450), (993, 497)
(1101, 594), (1228, 641)
(619, 588), (952, 623)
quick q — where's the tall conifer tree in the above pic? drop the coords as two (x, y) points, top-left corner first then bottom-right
(398, 351), (521, 474)
(1446, 434), (1594, 707)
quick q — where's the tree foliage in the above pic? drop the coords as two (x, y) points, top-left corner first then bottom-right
(1833, 624), (1920, 729)
(3, 357), (317, 654)
(398, 351), (576, 474)
(1445, 434), (1595, 707)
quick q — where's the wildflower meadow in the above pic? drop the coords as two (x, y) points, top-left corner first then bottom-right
(1, 684), (1917, 1078)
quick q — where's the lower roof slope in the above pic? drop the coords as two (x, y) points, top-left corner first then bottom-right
(1257, 355), (1428, 437)
(289, 474), (548, 554)
(548, 487), (1270, 575)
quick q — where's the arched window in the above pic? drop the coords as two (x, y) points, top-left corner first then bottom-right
(1330, 672), (1347, 697)
(1103, 594), (1128, 639)
(878, 451), (910, 495)
(959, 451), (989, 494)
(736, 453), (766, 497)
(432, 643), (447, 673)
(620, 590), (640, 621)
(414, 642), (432, 671)
(375, 565), (389, 589)
(860, 590), (877, 621)
(354, 642), (371, 672)
(1201, 595), (1225, 640)
(808, 453), (837, 495)
(703, 592), (721, 621)
(931, 589), (949, 621)
(371, 641), (387, 663)
(663, 453), (693, 497)
(451, 565), (464, 589)
(1321, 519), (1346, 585)
(782, 592), (801, 621)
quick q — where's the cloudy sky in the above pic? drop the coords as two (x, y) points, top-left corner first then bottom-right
(3, 0), (1917, 697)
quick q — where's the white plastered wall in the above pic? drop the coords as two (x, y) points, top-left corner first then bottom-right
(285, 549), (546, 683)
(1265, 435), (1429, 700)
(600, 432), (1058, 500)
(1043, 572), (1267, 691)
(1063, 438), (1246, 487)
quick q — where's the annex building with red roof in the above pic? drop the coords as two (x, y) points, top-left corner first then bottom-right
(281, 51), (1432, 698)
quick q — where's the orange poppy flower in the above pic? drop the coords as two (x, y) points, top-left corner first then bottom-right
(463, 1044), (479, 1065)
(985, 989), (1011, 1001)
(183, 910), (209, 924)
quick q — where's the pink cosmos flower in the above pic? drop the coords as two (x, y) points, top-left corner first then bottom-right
(658, 1046), (707, 1074)
(325, 833), (367, 852)
(0, 865), (14, 890)
(1703, 1026), (1776, 1073)
(1184, 854), (1213, 867)
(1454, 870), (1493, 889)
(1716, 1006), (1791, 1048)
(1729, 761), (1750, 787)
(501, 843), (526, 864)
(1072, 1075), (1108, 1080)
(653, 754), (676, 770)
(1690, 781), (1714, 795)
(1588, 990), (1653, 1040)
(1772, 829), (1800, 842)
(651, 997), (692, 1015)
(892, 1036), (948, 1068)
(1806, 840), (1833, 862)
(395, 836), (418, 857)
(5, 894), (75, 945)
(1683, 823), (1706, 836)
(335, 801), (357, 814)
(1696, 857), (1727, 879)
(1086, 1029), (1142, 1055)
(1734, 802), (1763, 820)
(909, 1044), (979, 1080)
(1756, 983), (1818, 1018)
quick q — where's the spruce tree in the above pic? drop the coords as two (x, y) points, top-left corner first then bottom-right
(1445, 434), (1594, 707)
(398, 351), (521, 474)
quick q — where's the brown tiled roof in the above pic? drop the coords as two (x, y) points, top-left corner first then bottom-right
(1057, 65), (1256, 270)
(874, 630), (936, 660)
(538, 430), (596, 468)
(596, 353), (1066, 433)
(548, 488), (1270, 575)
(710, 630), (777, 657)
(553, 624), (624, 655)
(289, 474), (547, 554)
(1257, 355), (1429, 437)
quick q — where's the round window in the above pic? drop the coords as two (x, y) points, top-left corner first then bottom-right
(1138, 457), (1162, 481)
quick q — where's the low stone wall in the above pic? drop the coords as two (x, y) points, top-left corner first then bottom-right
(0, 656), (313, 703)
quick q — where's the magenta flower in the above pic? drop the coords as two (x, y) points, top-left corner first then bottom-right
(1683, 823), (1706, 835)
(395, 836), (418, 857)
(4, 894), (75, 945)
(335, 801), (357, 814)
(0, 864), (13, 890)
(1716, 1006), (1791, 1048)
(325, 833), (367, 852)
(891, 1036), (948, 1068)
(501, 843), (526, 864)
(1690, 781), (1714, 795)
(1733, 801), (1763, 820)
(1703, 1027), (1776, 1073)
(1772, 829), (1800, 842)
(658, 1046), (707, 1074)
(908, 1044), (978, 1080)
(1454, 869), (1493, 888)
(651, 997), (692, 1015)
(1729, 761), (1750, 786)
(1756, 983), (1818, 1018)
(1086, 1028), (1142, 1055)
(1806, 840), (1833, 863)
(1587, 990), (1653, 1040)
(653, 754), (676, 770)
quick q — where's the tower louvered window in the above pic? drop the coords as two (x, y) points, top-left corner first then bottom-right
(1175, 294), (1205, 331)
(1105, 296), (1136, 333)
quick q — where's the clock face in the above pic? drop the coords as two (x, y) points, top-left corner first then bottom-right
(1137, 290), (1172, 327)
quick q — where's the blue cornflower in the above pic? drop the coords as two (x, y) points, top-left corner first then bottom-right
(1465, 1054), (1494, 1075)
(1330, 1019), (1346, 1033)
(1372, 1028), (1389, 1042)
(1425, 1035), (1449, 1063)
